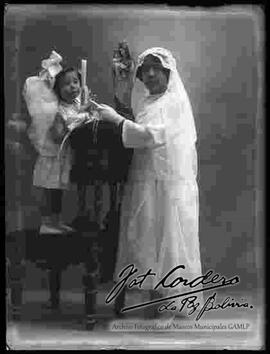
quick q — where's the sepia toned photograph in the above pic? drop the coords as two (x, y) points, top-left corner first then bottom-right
(5, 4), (264, 350)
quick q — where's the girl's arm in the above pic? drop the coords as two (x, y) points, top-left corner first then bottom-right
(67, 112), (91, 131)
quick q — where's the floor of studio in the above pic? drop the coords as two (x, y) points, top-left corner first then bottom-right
(6, 279), (264, 350)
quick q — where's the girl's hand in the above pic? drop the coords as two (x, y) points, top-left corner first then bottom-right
(68, 116), (88, 131)
(79, 101), (92, 113)
(81, 85), (89, 105)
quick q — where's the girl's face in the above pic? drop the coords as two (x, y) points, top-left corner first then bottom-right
(140, 55), (169, 95)
(59, 71), (81, 103)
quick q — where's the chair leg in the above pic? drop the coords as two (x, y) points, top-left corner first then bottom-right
(9, 260), (24, 321)
(114, 286), (126, 318)
(83, 240), (99, 330)
(148, 290), (161, 319)
(84, 280), (97, 330)
(48, 268), (61, 309)
(77, 184), (87, 217)
(6, 231), (25, 322)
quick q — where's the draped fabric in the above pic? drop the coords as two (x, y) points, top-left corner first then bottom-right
(23, 76), (72, 189)
(23, 76), (59, 157)
(114, 48), (202, 298)
(23, 50), (63, 157)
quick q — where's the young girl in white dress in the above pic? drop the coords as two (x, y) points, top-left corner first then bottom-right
(24, 51), (92, 234)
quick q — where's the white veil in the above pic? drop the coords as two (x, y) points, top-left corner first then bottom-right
(116, 48), (203, 300)
(131, 47), (198, 184)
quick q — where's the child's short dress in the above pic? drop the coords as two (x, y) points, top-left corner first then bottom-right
(36, 96), (89, 189)
(32, 151), (71, 190)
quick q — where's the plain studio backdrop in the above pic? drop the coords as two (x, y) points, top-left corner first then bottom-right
(5, 5), (264, 297)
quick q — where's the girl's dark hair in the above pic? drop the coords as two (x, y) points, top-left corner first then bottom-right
(53, 67), (81, 99)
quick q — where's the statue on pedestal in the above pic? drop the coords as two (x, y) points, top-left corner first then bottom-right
(112, 40), (135, 119)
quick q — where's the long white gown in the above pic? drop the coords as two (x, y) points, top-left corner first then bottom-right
(114, 91), (202, 298)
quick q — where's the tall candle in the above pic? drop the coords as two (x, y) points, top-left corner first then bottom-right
(81, 59), (87, 87)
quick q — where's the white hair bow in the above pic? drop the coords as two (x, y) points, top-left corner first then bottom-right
(41, 50), (63, 78)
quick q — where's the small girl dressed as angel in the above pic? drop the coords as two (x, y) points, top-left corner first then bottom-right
(24, 51), (95, 234)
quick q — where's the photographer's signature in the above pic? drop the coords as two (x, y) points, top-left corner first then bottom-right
(105, 264), (253, 320)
